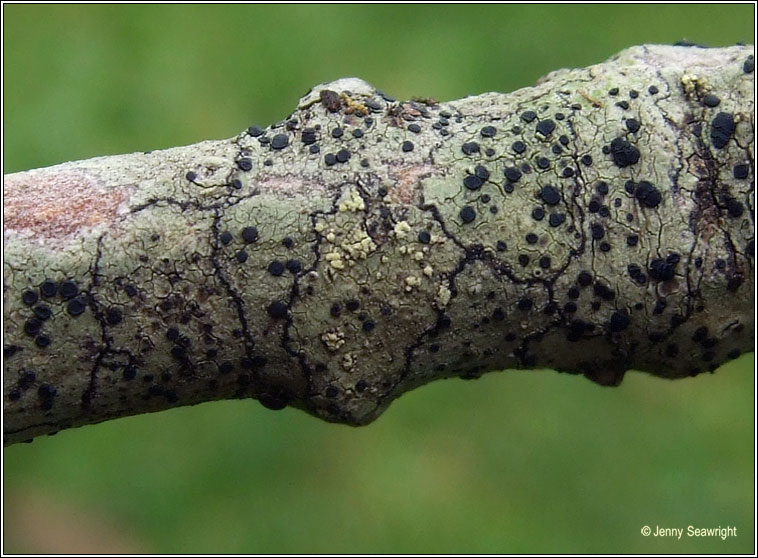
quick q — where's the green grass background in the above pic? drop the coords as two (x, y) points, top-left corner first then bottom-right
(3, 4), (755, 553)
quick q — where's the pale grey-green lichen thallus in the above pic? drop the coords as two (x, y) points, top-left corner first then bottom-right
(3, 45), (754, 446)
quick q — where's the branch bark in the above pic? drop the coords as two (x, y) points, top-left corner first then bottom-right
(3, 45), (754, 446)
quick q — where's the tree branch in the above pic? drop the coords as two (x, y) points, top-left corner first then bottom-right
(3, 45), (754, 446)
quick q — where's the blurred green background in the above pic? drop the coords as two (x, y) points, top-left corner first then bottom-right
(3, 4), (754, 554)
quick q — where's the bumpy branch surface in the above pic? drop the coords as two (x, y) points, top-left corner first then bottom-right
(3, 45), (754, 446)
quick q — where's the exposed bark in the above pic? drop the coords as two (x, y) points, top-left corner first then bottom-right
(3, 45), (754, 446)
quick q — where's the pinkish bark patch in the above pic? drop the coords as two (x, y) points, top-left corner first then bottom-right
(388, 164), (439, 205)
(258, 174), (310, 196)
(4, 170), (132, 239)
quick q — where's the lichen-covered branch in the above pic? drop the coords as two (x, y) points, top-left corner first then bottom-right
(3, 45), (754, 446)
